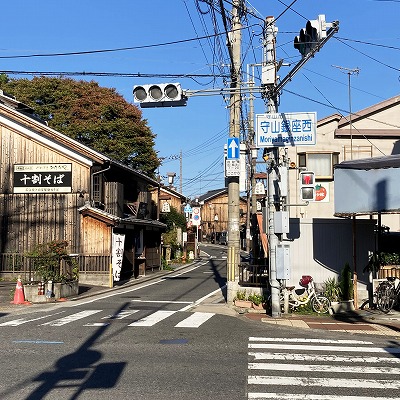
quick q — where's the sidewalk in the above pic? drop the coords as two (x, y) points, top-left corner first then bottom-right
(2, 274), (400, 337)
(244, 308), (400, 337)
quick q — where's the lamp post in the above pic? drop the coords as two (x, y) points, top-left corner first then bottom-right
(167, 172), (176, 187)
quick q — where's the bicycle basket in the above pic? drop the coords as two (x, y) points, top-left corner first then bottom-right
(299, 275), (313, 287)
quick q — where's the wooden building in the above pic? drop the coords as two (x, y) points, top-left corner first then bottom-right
(0, 92), (166, 286)
(150, 184), (187, 216)
(198, 188), (248, 245)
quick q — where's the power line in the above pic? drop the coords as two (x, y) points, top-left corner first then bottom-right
(0, 70), (228, 79)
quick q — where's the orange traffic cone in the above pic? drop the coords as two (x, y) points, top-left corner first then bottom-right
(11, 277), (28, 305)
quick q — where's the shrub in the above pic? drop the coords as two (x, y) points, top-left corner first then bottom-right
(247, 292), (264, 306)
(235, 290), (247, 301)
(339, 263), (353, 301)
(25, 240), (78, 282)
(323, 277), (342, 302)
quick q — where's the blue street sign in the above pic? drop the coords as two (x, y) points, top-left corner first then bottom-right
(184, 204), (192, 213)
(227, 137), (239, 159)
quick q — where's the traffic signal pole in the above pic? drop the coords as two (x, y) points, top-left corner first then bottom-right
(226, 0), (242, 304)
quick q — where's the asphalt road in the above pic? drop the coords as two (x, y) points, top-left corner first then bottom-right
(0, 245), (398, 399)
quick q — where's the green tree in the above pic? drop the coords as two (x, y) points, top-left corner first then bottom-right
(159, 206), (187, 232)
(0, 75), (159, 176)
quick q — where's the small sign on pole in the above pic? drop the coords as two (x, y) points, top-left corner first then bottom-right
(225, 159), (240, 177)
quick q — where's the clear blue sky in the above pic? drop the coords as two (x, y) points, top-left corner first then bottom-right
(1, 1), (399, 199)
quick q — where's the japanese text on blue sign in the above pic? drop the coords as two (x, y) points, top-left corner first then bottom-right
(256, 112), (317, 147)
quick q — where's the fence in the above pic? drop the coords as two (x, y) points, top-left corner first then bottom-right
(0, 253), (111, 281)
(378, 265), (400, 279)
(239, 264), (269, 287)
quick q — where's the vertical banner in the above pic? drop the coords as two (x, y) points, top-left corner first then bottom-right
(112, 233), (125, 281)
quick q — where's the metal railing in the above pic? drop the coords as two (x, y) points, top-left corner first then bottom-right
(239, 264), (269, 287)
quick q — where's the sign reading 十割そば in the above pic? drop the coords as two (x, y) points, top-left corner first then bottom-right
(13, 163), (72, 193)
(256, 112), (317, 147)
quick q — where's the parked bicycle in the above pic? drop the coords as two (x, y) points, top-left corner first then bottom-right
(279, 275), (331, 314)
(376, 277), (400, 313)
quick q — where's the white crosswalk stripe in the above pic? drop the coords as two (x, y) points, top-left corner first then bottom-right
(248, 337), (400, 399)
(41, 310), (102, 326)
(174, 312), (215, 328)
(128, 310), (177, 326)
(0, 309), (215, 329)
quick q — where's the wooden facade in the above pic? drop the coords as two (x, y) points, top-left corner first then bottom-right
(198, 188), (248, 243)
(0, 93), (166, 285)
(150, 185), (187, 216)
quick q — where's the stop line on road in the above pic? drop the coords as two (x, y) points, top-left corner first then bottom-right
(248, 337), (400, 400)
(0, 309), (215, 329)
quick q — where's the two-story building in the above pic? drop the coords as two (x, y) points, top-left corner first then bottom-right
(264, 95), (400, 299)
(0, 91), (166, 286)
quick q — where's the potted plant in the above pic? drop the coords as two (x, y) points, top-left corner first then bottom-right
(234, 290), (252, 308)
(247, 292), (265, 310)
(326, 264), (355, 314)
(24, 240), (79, 302)
(323, 277), (342, 303)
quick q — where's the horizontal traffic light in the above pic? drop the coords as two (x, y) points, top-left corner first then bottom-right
(133, 83), (187, 108)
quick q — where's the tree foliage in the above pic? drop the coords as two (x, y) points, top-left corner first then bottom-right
(159, 206), (187, 232)
(0, 75), (159, 177)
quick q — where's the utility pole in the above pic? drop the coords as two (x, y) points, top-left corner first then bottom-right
(226, 0), (242, 304)
(179, 149), (183, 193)
(262, 16), (281, 317)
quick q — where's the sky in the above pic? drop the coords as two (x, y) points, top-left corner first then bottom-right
(1, 0), (399, 199)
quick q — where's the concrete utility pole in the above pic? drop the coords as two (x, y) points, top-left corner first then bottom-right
(263, 16), (281, 318)
(226, 0), (242, 304)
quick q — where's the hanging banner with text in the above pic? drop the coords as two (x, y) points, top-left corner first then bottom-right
(112, 233), (125, 281)
(256, 112), (317, 147)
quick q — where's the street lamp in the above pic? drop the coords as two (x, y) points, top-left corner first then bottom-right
(167, 172), (176, 187)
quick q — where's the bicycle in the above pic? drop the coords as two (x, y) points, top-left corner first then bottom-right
(279, 275), (331, 314)
(376, 277), (400, 313)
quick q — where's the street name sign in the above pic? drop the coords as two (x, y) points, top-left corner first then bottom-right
(256, 112), (317, 147)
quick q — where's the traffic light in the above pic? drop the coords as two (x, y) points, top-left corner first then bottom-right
(300, 171), (315, 201)
(294, 14), (327, 57)
(133, 83), (187, 108)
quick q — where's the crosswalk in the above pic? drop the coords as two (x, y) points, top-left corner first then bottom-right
(248, 337), (400, 399)
(0, 309), (215, 329)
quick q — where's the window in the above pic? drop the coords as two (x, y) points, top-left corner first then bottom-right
(298, 152), (339, 180)
(92, 172), (103, 205)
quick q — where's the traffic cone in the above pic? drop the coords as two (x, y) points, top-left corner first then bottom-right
(11, 277), (28, 305)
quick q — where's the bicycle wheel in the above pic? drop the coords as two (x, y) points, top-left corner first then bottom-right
(311, 295), (331, 314)
(376, 281), (395, 313)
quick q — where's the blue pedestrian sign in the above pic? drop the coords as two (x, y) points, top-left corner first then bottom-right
(227, 138), (239, 159)
(184, 204), (192, 213)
